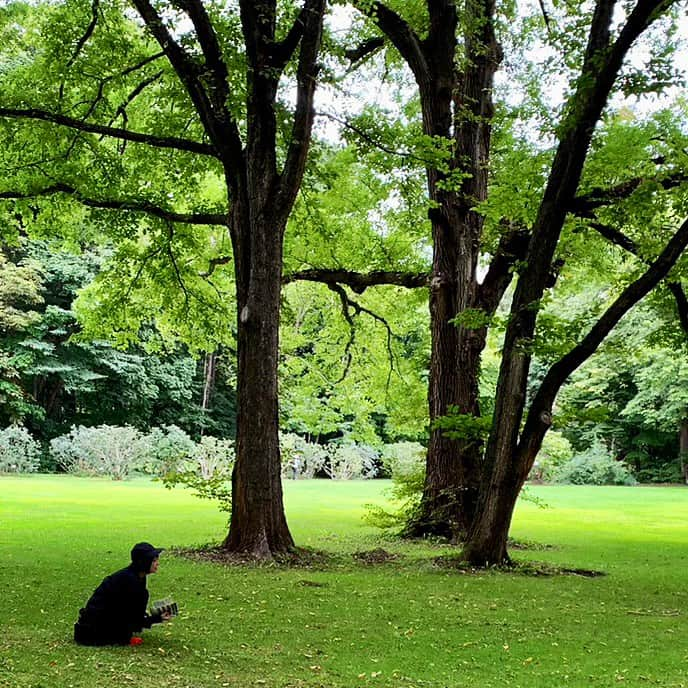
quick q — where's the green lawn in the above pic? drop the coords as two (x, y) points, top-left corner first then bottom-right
(2, 476), (688, 688)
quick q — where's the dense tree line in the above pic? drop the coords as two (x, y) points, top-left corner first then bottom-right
(0, 240), (237, 454)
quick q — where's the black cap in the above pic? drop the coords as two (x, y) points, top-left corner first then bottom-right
(130, 542), (164, 571)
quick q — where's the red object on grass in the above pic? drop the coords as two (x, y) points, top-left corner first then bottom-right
(129, 637), (143, 646)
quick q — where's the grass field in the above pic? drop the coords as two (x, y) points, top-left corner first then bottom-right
(2, 476), (688, 688)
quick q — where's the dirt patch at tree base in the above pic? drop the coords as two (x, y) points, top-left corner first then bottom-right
(433, 556), (606, 578)
(169, 545), (338, 569)
(352, 548), (401, 565)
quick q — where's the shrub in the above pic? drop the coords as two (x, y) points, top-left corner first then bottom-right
(635, 461), (684, 484)
(139, 425), (195, 476)
(186, 436), (235, 479)
(325, 443), (379, 480)
(160, 435), (235, 520)
(380, 442), (425, 479)
(529, 432), (574, 482)
(364, 444), (426, 530)
(279, 432), (327, 479)
(0, 425), (40, 473)
(50, 425), (146, 480)
(554, 441), (636, 486)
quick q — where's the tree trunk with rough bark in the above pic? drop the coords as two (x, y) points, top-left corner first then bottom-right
(131, 0), (324, 558)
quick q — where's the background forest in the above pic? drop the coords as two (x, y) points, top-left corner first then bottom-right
(2, 194), (687, 485)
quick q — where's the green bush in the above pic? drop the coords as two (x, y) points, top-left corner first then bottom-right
(635, 461), (684, 484)
(365, 444), (426, 530)
(530, 432), (574, 482)
(139, 425), (195, 476)
(554, 441), (636, 486)
(0, 425), (40, 473)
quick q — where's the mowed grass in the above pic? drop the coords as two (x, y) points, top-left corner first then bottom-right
(2, 476), (688, 688)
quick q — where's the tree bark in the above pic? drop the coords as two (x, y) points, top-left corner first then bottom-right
(680, 418), (688, 484)
(367, 0), (501, 541)
(225, 189), (294, 554)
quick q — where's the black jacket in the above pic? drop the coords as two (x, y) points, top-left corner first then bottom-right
(74, 565), (162, 645)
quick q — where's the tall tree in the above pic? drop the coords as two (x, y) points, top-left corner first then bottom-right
(0, 0), (325, 557)
(316, 0), (688, 563)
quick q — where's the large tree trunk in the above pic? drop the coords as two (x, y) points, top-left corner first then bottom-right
(399, 0), (499, 541)
(225, 189), (294, 556)
(405, 199), (485, 540)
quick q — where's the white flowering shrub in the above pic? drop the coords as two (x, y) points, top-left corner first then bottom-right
(185, 435), (235, 479)
(0, 425), (40, 473)
(325, 443), (379, 480)
(380, 442), (425, 479)
(50, 425), (146, 480)
(279, 432), (328, 479)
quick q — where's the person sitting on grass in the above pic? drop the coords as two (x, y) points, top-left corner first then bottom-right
(74, 542), (172, 646)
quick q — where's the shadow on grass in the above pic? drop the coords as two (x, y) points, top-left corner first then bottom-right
(170, 543), (605, 578)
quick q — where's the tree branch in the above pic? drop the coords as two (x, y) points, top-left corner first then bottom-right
(67, 0), (100, 70)
(131, 0), (241, 160)
(327, 282), (356, 383)
(478, 226), (531, 314)
(199, 255), (233, 278)
(344, 36), (385, 66)
(571, 170), (688, 216)
(518, 212), (688, 472)
(0, 107), (216, 156)
(353, 1), (428, 83)
(584, 219), (688, 339)
(668, 281), (688, 335)
(271, 1), (320, 71)
(316, 111), (427, 162)
(107, 71), (164, 130)
(325, 282), (398, 387)
(283, 268), (428, 292)
(0, 184), (228, 225)
(277, 0), (326, 218)
(172, 0), (231, 116)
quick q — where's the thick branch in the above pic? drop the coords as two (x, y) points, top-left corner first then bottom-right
(587, 220), (638, 253)
(131, 0), (241, 160)
(585, 220), (688, 338)
(271, 2), (319, 71)
(518, 213), (688, 470)
(173, 0), (231, 116)
(571, 171), (688, 216)
(668, 281), (688, 335)
(277, 0), (326, 218)
(0, 107), (216, 156)
(477, 227), (531, 314)
(344, 36), (385, 66)
(283, 268), (428, 292)
(0, 184), (228, 225)
(353, 1), (428, 83)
